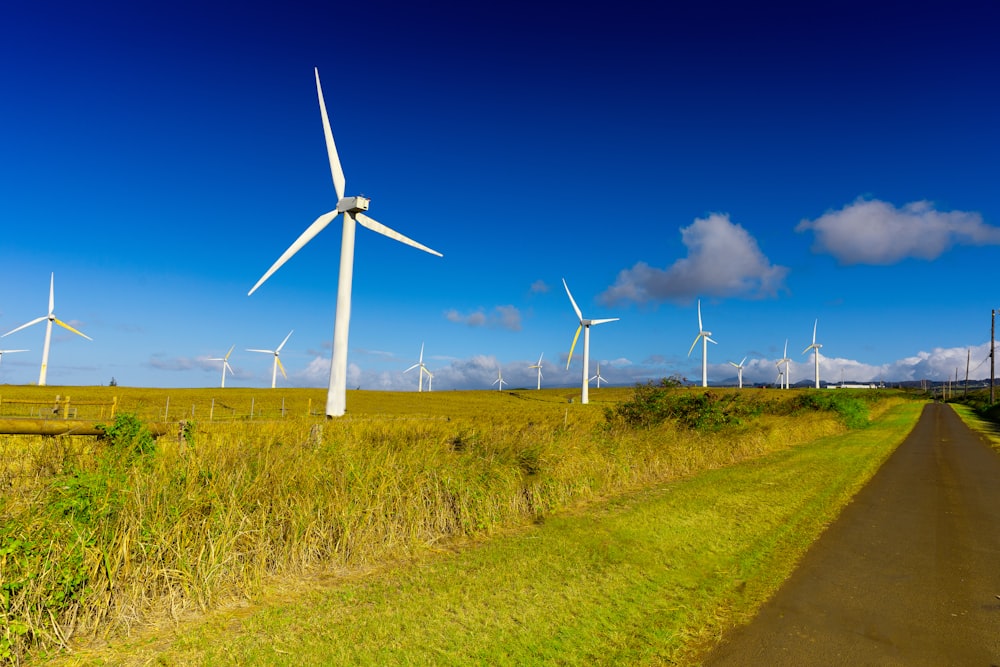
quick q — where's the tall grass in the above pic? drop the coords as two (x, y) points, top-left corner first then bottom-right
(0, 385), (907, 663)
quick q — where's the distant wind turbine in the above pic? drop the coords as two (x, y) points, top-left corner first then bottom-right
(247, 330), (293, 389)
(775, 340), (791, 389)
(590, 362), (607, 388)
(728, 356), (748, 389)
(2, 273), (91, 386)
(802, 319), (822, 389)
(404, 343), (433, 392)
(528, 353), (544, 390)
(563, 278), (619, 405)
(492, 367), (507, 392)
(208, 345), (235, 388)
(248, 68), (442, 418)
(687, 300), (717, 387)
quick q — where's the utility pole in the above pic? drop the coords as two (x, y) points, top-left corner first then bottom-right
(992, 309), (996, 405)
(965, 348), (970, 397)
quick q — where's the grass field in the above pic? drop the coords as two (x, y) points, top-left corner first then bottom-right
(0, 384), (918, 664)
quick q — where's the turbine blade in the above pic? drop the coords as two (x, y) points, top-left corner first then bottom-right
(248, 210), (340, 295)
(812, 319), (818, 345)
(3, 316), (47, 337)
(697, 300), (702, 331)
(225, 345), (235, 360)
(404, 364), (419, 373)
(315, 68), (346, 200)
(224, 361), (234, 376)
(48, 273), (55, 315)
(566, 324), (582, 369)
(53, 318), (92, 341)
(706, 336), (717, 345)
(590, 317), (619, 325)
(688, 334), (701, 357)
(277, 330), (294, 352)
(562, 278), (583, 322)
(728, 361), (739, 368)
(419, 342), (425, 363)
(246, 349), (273, 354)
(276, 357), (287, 379)
(422, 367), (433, 378)
(741, 356), (747, 366)
(355, 213), (442, 257)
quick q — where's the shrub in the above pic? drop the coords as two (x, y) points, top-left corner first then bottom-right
(96, 413), (156, 458)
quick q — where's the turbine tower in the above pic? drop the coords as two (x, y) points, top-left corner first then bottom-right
(248, 68), (442, 418)
(404, 343), (433, 392)
(687, 300), (717, 387)
(2, 273), (91, 386)
(208, 345), (236, 388)
(247, 330), (293, 389)
(563, 278), (619, 405)
(528, 353), (544, 390)
(802, 319), (822, 389)
(728, 356), (747, 389)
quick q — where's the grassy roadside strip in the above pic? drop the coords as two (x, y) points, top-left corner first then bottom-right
(58, 400), (924, 666)
(948, 402), (1000, 450)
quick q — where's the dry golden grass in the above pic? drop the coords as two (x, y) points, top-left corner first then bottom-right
(0, 384), (903, 663)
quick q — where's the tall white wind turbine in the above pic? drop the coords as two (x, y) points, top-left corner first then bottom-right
(563, 279), (619, 405)
(208, 345), (235, 388)
(687, 300), (717, 387)
(775, 340), (791, 389)
(404, 343), (433, 392)
(728, 356), (747, 389)
(528, 353), (544, 390)
(248, 68), (442, 418)
(247, 330), (293, 389)
(2, 273), (91, 386)
(802, 319), (822, 389)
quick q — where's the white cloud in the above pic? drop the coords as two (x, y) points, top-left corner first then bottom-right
(599, 214), (788, 305)
(796, 197), (996, 265)
(444, 305), (523, 331)
(530, 280), (550, 293)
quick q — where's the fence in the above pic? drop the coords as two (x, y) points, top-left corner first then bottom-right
(0, 395), (118, 420)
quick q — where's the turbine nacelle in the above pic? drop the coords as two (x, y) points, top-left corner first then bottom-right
(337, 196), (370, 214)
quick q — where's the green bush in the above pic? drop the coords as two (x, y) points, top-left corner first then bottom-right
(791, 391), (870, 429)
(96, 413), (156, 458)
(606, 382), (764, 431)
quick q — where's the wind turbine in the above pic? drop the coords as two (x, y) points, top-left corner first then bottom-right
(248, 68), (442, 418)
(404, 343), (433, 392)
(687, 300), (717, 387)
(2, 273), (91, 386)
(563, 278), (619, 405)
(590, 362), (607, 388)
(528, 353), (544, 390)
(775, 340), (791, 389)
(208, 345), (235, 388)
(247, 330), (293, 389)
(492, 367), (507, 392)
(728, 356), (747, 389)
(802, 319), (822, 389)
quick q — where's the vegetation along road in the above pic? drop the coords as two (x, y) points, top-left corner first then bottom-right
(703, 402), (1000, 665)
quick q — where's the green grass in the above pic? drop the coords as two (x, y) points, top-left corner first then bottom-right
(51, 400), (923, 666)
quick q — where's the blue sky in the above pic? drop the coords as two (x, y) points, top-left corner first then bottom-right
(2, 0), (998, 391)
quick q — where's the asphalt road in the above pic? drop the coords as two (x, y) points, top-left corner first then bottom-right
(703, 402), (1000, 666)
